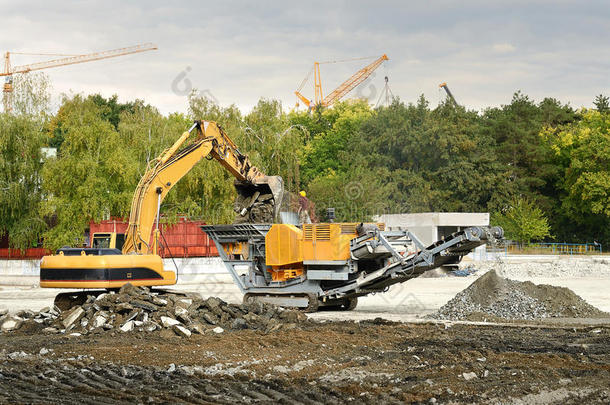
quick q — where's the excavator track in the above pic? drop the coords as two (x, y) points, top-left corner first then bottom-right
(54, 290), (106, 311)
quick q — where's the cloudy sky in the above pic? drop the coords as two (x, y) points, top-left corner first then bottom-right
(2, 1), (609, 114)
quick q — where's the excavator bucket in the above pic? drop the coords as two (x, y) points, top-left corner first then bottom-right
(233, 175), (284, 224)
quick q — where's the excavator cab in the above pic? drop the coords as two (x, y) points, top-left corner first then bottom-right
(91, 232), (126, 250)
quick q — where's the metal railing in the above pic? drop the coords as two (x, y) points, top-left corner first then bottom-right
(480, 242), (603, 258)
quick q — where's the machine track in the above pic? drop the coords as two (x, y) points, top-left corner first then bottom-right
(0, 360), (347, 404)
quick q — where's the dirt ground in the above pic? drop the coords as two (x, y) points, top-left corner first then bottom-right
(1, 319), (609, 404)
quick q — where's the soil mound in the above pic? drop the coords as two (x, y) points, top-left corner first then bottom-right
(0, 283), (308, 337)
(429, 270), (608, 321)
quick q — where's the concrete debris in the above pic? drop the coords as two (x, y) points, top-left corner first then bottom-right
(160, 316), (181, 328)
(173, 324), (192, 338)
(120, 321), (134, 332)
(0, 283), (308, 337)
(1, 318), (22, 332)
(462, 372), (478, 381)
(62, 307), (85, 329)
(8, 351), (29, 360)
(429, 270), (608, 321)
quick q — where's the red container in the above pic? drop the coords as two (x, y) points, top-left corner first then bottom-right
(0, 217), (219, 260)
(90, 218), (218, 258)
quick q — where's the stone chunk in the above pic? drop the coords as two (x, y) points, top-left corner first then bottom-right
(115, 302), (134, 312)
(120, 321), (134, 332)
(62, 307), (85, 329)
(132, 300), (158, 312)
(160, 316), (181, 328)
(190, 323), (207, 335)
(152, 297), (168, 306)
(462, 372), (477, 381)
(93, 314), (108, 328)
(231, 318), (248, 330)
(1, 318), (22, 332)
(119, 283), (141, 295)
(173, 324), (192, 337)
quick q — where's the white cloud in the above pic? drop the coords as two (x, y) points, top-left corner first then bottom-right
(492, 43), (516, 53)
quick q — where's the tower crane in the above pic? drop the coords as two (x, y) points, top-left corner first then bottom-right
(295, 54), (389, 110)
(2, 43), (157, 113)
(439, 82), (458, 106)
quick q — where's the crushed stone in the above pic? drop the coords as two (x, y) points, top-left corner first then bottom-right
(429, 270), (608, 321)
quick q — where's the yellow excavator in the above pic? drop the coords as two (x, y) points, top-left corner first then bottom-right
(40, 120), (283, 308)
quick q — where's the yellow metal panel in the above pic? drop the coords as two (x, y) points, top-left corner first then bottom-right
(265, 224), (303, 266)
(302, 223), (355, 261)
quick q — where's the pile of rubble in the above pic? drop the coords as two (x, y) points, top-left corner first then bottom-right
(0, 284), (308, 337)
(429, 270), (608, 321)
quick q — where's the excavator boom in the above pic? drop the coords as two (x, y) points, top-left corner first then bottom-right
(123, 120), (283, 254)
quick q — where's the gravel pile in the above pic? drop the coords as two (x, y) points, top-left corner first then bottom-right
(0, 283), (308, 337)
(429, 270), (608, 321)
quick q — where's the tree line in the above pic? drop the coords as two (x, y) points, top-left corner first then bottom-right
(1, 73), (609, 249)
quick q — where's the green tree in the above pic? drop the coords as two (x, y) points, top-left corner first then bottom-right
(243, 99), (304, 192)
(0, 72), (51, 249)
(298, 99), (373, 185)
(48, 94), (139, 150)
(593, 94), (610, 113)
(492, 197), (551, 245)
(480, 93), (575, 211)
(41, 95), (140, 248)
(10, 72), (52, 117)
(0, 114), (48, 249)
(540, 109), (610, 243)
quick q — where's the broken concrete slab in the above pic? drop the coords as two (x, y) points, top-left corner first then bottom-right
(173, 324), (192, 337)
(1, 318), (22, 332)
(120, 321), (134, 332)
(61, 307), (85, 329)
(160, 316), (181, 328)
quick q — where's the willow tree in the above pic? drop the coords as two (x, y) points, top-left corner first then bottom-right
(0, 73), (51, 249)
(41, 95), (140, 248)
(0, 114), (47, 248)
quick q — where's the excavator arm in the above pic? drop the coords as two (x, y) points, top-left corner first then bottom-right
(122, 120), (283, 255)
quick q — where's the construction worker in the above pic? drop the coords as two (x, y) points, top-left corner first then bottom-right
(298, 190), (313, 224)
